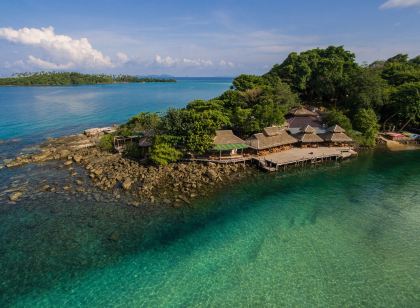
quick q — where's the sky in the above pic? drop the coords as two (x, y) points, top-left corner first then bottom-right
(0, 0), (419, 76)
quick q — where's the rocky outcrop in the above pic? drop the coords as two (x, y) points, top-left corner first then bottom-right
(3, 131), (256, 207)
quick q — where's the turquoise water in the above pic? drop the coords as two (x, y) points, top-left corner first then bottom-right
(0, 78), (232, 142)
(1, 150), (419, 306)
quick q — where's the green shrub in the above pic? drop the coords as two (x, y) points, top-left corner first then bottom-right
(150, 142), (182, 166)
(99, 134), (114, 151)
(123, 142), (143, 159)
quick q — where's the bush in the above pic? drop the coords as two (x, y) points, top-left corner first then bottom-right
(150, 141), (182, 166)
(99, 134), (114, 151)
(353, 108), (379, 147)
(324, 109), (352, 131)
(123, 142), (143, 159)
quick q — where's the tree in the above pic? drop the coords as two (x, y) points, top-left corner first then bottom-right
(232, 74), (266, 91)
(390, 82), (420, 130)
(99, 134), (114, 151)
(125, 112), (161, 132)
(150, 138), (183, 166)
(353, 108), (379, 146)
(324, 109), (353, 132)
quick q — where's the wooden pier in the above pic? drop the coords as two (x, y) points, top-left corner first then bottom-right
(254, 147), (357, 172)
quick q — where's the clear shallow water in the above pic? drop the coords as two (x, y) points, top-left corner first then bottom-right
(1, 150), (419, 307)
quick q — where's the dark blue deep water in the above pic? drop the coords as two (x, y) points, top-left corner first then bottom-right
(0, 79), (419, 307)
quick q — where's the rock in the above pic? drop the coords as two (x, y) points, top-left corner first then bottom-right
(205, 169), (218, 180)
(63, 185), (71, 191)
(178, 195), (191, 204)
(64, 160), (73, 166)
(108, 231), (120, 242)
(59, 149), (71, 158)
(93, 168), (103, 176)
(41, 184), (51, 192)
(73, 155), (83, 163)
(75, 179), (83, 186)
(9, 191), (23, 201)
(129, 201), (140, 207)
(162, 198), (171, 205)
(122, 178), (133, 190)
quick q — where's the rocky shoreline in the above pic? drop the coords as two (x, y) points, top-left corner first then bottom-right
(1, 133), (257, 207)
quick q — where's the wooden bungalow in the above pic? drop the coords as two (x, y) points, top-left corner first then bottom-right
(212, 130), (248, 159)
(286, 107), (323, 128)
(320, 125), (353, 146)
(294, 125), (324, 147)
(246, 126), (298, 155)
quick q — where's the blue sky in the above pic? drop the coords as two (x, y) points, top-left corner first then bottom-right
(0, 0), (419, 76)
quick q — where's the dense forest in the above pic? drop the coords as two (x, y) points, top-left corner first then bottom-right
(0, 72), (176, 86)
(101, 46), (419, 165)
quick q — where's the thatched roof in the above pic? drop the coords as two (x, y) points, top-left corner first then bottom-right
(321, 132), (353, 143)
(328, 125), (345, 133)
(247, 127), (298, 150)
(213, 130), (246, 145)
(288, 107), (318, 117)
(294, 125), (324, 143)
(302, 125), (316, 133)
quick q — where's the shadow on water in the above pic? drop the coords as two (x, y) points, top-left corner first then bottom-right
(0, 149), (419, 305)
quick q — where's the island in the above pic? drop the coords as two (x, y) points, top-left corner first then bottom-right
(0, 72), (176, 86)
(2, 46), (419, 206)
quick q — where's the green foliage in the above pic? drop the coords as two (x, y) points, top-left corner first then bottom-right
(353, 108), (379, 147)
(0, 72), (176, 86)
(99, 134), (114, 151)
(123, 142), (143, 159)
(124, 112), (161, 133)
(324, 109), (353, 132)
(160, 107), (230, 154)
(265, 46), (358, 105)
(232, 74), (265, 91)
(150, 136), (183, 166)
(389, 82), (420, 128)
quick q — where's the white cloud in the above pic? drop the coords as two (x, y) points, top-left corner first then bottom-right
(219, 60), (235, 67)
(380, 0), (420, 9)
(154, 54), (215, 67)
(116, 52), (129, 64)
(0, 26), (113, 69)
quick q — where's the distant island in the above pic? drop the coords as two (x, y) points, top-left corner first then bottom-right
(0, 72), (176, 86)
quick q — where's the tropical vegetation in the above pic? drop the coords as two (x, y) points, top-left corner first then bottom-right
(0, 72), (176, 86)
(99, 46), (419, 165)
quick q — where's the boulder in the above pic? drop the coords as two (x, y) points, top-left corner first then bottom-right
(205, 169), (218, 180)
(64, 160), (73, 166)
(122, 178), (133, 190)
(73, 155), (83, 163)
(9, 191), (23, 202)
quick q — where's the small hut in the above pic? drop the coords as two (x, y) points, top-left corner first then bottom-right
(246, 126), (297, 155)
(320, 125), (353, 146)
(138, 130), (155, 157)
(294, 125), (324, 147)
(212, 130), (248, 159)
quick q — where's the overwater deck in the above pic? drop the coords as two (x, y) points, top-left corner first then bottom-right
(255, 147), (357, 171)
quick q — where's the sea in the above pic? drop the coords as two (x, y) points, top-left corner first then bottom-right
(0, 78), (419, 307)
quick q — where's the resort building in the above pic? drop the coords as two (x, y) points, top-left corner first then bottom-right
(294, 125), (324, 147)
(246, 126), (298, 155)
(320, 125), (353, 146)
(212, 130), (248, 159)
(286, 106), (323, 128)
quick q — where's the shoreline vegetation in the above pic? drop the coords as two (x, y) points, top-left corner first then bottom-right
(0, 72), (176, 86)
(2, 46), (419, 205)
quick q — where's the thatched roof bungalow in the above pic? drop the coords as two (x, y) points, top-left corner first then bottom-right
(287, 107), (323, 128)
(320, 125), (353, 144)
(213, 130), (248, 156)
(246, 126), (298, 151)
(294, 125), (324, 145)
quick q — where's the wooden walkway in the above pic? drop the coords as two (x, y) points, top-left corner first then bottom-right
(254, 147), (357, 172)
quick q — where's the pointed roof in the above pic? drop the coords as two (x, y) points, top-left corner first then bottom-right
(247, 128), (298, 150)
(328, 125), (345, 133)
(294, 125), (323, 143)
(321, 125), (353, 143)
(213, 130), (246, 145)
(302, 125), (316, 133)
